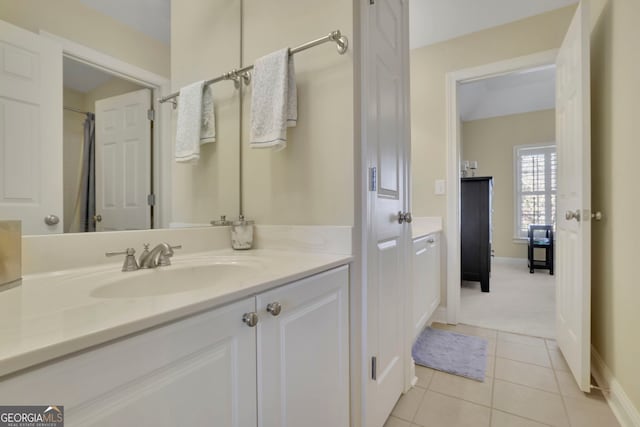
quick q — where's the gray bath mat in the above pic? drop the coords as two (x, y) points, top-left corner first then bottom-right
(412, 327), (488, 382)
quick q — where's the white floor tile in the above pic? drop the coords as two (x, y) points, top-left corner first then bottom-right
(496, 340), (551, 368)
(413, 390), (491, 427)
(384, 415), (413, 427)
(564, 394), (621, 427)
(391, 387), (425, 422)
(491, 410), (549, 427)
(493, 379), (569, 426)
(415, 365), (435, 389)
(494, 357), (558, 393)
(428, 371), (493, 406)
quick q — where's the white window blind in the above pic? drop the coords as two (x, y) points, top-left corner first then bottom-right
(514, 145), (557, 239)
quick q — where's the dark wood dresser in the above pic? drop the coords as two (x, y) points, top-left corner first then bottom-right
(461, 177), (493, 292)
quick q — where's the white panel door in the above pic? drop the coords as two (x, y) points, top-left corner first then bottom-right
(0, 19), (62, 234)
(555, 1), (591, 392)
(95, 88), (151, 231)
(0, 297), (258, 427)
(364, 0), (411, 425)
(257, 267), (349, 427)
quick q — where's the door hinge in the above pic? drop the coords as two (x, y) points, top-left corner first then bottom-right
(147, 108), (155, 121)
(369, 167), (377, 191)
(147, 193), (156, 206)
(371, 356), (377, 380)
(369, 0), (375, 4)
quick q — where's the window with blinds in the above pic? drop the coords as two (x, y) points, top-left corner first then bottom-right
(514, 145), (557, 239)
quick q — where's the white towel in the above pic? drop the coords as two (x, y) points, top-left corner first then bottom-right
(175, 81), (216, 163)
(200, 85), (216, 143)
(250, 48), (297, 150)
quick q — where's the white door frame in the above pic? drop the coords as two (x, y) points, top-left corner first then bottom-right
(39, 31), (172, 229)
(444, 49), (558, 324)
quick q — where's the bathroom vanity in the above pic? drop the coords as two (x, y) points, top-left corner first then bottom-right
(0, 238), (351, 427)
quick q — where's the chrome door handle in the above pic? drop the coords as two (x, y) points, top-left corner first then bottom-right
(93, 214), (103, 223)
(565, 210), (581, 222)
(266, 302), (282, 316)
(591, 211), (603, 221)
(397, 211), (413, 224)
(242, 312), (258, 327)
(44, 214), (59, 226)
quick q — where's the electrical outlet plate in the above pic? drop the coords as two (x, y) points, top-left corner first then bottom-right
(435, 179), (445, 195)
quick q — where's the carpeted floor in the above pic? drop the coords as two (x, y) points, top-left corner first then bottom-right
(459, 259), (555, 339)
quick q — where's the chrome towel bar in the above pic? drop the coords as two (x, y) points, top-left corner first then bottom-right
(159, 29), (349, 108)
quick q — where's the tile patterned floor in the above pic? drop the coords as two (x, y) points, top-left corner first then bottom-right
(385, 323), (620, 427)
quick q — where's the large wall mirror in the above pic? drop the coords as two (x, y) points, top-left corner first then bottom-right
(0, 0), (242, 235)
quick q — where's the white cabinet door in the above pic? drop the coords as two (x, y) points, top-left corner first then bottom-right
(0, 19), (62, 234)
(256, 266), (349, 427)
(412, 234), (441, 340)
(0, 298), (257, 427)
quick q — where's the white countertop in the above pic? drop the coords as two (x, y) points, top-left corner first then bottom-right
(412, 216), (443, 239)
(0, 249), (352, 378)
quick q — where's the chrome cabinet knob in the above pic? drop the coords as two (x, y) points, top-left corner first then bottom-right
(565, 210), (581, 222)
(397, 211), (413, 224)
(242, 312), (259, 327)
(44, 214), (59, 226)
(266, 302), (282, 316)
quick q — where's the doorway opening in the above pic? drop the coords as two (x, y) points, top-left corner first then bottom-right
(456, 64), (558, 338)
(63, 56), (150, 233)
(444, 50), (559, 335)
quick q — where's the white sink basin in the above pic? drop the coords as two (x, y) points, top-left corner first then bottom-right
(90, 260), (262, 298)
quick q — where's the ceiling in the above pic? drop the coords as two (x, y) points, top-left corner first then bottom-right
(409, 0), (578, 49)
(79, 0), (170, 44)
(458, 66), (556, 122)
(63, 57), (115, 93)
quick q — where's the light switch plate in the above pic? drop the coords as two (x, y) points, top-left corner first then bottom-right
(435, 179), (446, 195)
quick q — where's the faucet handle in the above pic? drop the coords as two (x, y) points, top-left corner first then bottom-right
(105, 248), (136, 257)
(158, 244), (182, 267)
(105, 248), (139, 272)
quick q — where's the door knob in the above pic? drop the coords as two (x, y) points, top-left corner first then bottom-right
(565, 210), (581, 222)
(93, 214), (103, 223)
(266, 302), (282, 316)
(397, 211), (413, 224)
(44, 214), (59, 226)
(591, 211), (603, 221)
(242, 312), (259, 327)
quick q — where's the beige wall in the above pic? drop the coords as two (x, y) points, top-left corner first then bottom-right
(591, 0), (640, 412)
(411, 6), (575, 304)
(241, 0), (354, 225)
(62, 88), (86, 232)
(411, 6), (575, 220)
(1, 0), (169, 77)
(170, 0), (242, 225)
(462, 110), (555, 259)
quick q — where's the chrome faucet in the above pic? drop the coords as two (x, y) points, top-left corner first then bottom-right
(106, 243), (182, 271)
(139, 242), (181, 268)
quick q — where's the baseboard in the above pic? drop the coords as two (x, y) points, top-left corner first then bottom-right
(591, 345), (640, 427)
(492, 256), (527, 265)
(429, 306), (447, 325)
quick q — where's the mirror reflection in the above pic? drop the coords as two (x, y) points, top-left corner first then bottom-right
(63, 58), (150, 233)
(0, 0), (242, 235)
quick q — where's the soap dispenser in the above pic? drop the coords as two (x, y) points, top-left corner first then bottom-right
(231, 215), (254, 250)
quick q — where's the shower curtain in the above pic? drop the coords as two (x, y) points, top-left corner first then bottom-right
(71, 113), (96, 232)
